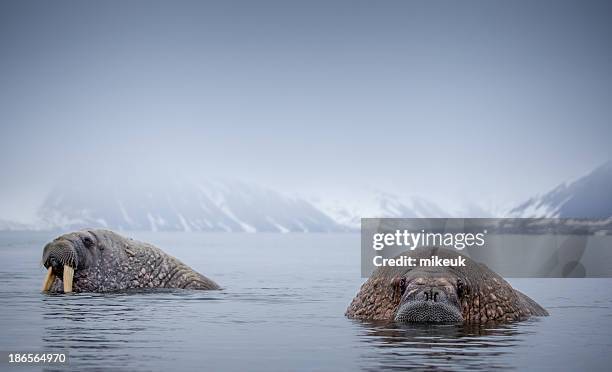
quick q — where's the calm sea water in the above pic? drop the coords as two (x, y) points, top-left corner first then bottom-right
(1, 232), (611, 371)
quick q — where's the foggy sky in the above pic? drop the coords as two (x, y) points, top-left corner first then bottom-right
(1, 0), (611, 222)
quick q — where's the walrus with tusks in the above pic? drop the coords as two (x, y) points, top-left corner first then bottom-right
(346, 247), (548, 323)
(41, 229), (220, 293)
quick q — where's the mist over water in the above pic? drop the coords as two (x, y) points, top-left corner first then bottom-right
(1, 0), (612, 222)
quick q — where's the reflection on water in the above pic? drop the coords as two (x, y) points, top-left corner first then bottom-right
(39, 291), (535, 371)
(39, 290), (225, 369)
(1, 232), (612, 371)
(353, 320), (533, 370)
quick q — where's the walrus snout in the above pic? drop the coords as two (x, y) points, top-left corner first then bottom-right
(394, 277), (464, 323)
(394, 301), (464, 323)
(48, 257), (63, 274)
(41, 241), (78, 293)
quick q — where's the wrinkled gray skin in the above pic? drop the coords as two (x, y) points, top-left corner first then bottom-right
(346, 248), (548, 323)
(42, 229), (220, 293)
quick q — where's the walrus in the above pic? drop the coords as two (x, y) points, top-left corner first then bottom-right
(41, 229), (219, 293)
(346, 247), (548, 323)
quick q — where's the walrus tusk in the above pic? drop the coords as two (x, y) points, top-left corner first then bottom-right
(42, 267), (55, 291)
(63, 265), (74, 293)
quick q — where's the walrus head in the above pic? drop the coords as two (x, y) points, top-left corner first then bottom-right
(346, 247), (548, 323)
(41, 230), (102, 293)
(392, 269), (465, 323)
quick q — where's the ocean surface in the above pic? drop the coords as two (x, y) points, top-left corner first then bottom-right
(1, 231), (611, 371)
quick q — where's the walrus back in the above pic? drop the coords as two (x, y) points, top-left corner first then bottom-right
(515, 290), (549, 316)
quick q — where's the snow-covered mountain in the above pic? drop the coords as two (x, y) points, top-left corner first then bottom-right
(510, 161), (612, 218)
(3, 161), (610, 232)
(37, 180), (345, 233)
(3, 182), (451, 232)
(311, 190), (450, 229)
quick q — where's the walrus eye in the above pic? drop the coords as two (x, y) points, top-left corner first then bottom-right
(457, 279), (467, 297)
(391, 276), (408, 300)
(82, 236), (94, 248)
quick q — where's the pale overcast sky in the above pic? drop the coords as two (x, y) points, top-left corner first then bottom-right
(1, 0), (611, 221)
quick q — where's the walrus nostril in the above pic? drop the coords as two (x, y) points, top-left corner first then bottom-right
(50, 257), (62, 271)
(422, 289), (441, 302)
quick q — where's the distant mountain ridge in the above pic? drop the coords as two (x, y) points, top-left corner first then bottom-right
(37, 180), (345, 233)
(1, 162), (610, 231)
(311, 191), (450, 229)
(2, 182), (452, 232)
(509, 161), (612, 218)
